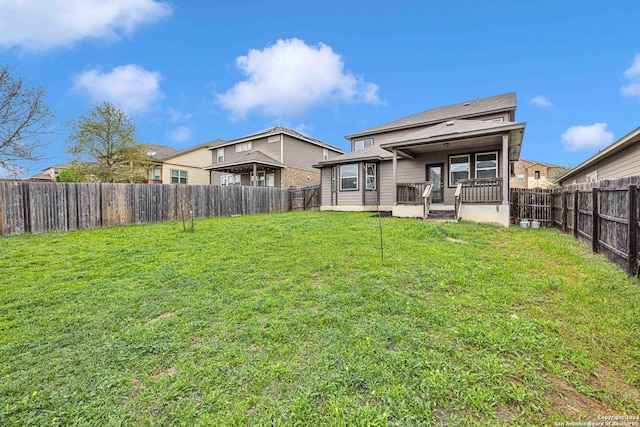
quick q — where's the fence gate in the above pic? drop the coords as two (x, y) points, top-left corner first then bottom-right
(289, 185), (321, 211)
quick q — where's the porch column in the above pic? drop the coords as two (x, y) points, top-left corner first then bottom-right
(502, 134), (509, 204)
(252, 163), (257, 187)
(392, 148), (398, 205)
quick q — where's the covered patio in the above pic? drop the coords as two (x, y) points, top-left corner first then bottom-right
(381, 120), (525, 225)
(204, 151), (285, 187)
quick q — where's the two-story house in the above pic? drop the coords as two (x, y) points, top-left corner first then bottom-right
(204, 127), (345, 188)
(314, 93), (525, 226)
(510, 159), (565, 189)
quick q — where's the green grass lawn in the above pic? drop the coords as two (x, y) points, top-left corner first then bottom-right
(1, 211), (639, 426)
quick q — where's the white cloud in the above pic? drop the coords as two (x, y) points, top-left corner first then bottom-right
(167, 126), (192, 143)
(621, 54), (640, 98)
(529, 95), (552, 107)
(167, 107), (192, 123)
(217, 38), (383, 118)
(0, 0), (171, 51)
(561, 123), (614, 152)
(73, 64), (163, 113)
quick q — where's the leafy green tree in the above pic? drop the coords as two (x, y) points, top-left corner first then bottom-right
(66, 102), (149, 183)
(54, 165), (89, 182)
(0, 64), (53, 174)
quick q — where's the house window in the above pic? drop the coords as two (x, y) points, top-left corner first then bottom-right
(484, 117), (504, 122)
(534, 170), (541, 180)
(354, 138), (373, 151)
(251, 171), (266, 186)
(267, 135), (280, 143)
(267, 173), (275, 187)
(153, 167), (161, 181)
(54, 168), (60, 175)
(340, 164), (358, 190)
(221, 174), (241, 185)
(171, 169), (187, 184)
(217, 148), (224, 163)
(517, 173), (525, 183)
(323, 148), (329, 161)
(449, 155), (470, 186)
(365, 163), (376, 190)
(236, 142), (252, 152)
(586, 171), (598, 183)
(475, 152), (498, 179)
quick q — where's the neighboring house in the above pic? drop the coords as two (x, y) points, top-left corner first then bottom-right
(558, 126), (640, 185)
(143, 143), (179, 183)
(154, 142), (215, 185)
(510, 159), (565, 189)
(314, 93), (525, 227)
(27, 162), (75, 181)
(203, 127), (345, 188)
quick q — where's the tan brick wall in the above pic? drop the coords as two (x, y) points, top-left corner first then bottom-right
(282, 166), (320, 188)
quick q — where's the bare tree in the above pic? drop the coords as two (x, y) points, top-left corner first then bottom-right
(0, 64), (53, 173)
(66, 102), (149, 183)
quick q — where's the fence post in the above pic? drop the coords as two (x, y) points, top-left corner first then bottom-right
(561, 191), (567, 233)
(628, 185), (638, 276)
(592, 188), (599, 253)
(573, 190), (579, 238)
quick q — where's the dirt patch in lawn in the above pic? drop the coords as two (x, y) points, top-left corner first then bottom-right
(146, 311), (175, 325)
(544, 373), (616, 418)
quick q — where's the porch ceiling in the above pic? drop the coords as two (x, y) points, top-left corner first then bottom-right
(379, 121), (525, 160)
(207, 162), (283, 174)
(394, 134), (502, 157)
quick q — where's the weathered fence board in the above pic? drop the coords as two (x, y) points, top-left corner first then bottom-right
(0, 181), (292, 236)
(511, 176), (640, 276)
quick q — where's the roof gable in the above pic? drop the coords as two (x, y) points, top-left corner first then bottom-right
(347, 92), (516, 139)
(207, 127), (345, 154)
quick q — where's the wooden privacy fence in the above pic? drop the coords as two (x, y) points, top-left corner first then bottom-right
(289, 184), (321, 211)
(0, 181), (290, 236)
(510, 176), (640, 276)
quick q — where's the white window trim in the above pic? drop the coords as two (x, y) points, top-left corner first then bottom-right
(217, 148), (224, 163)
(586, 171), (598, 183)
(266, 173), (275, 187)
(339, 164), (359, 191)
(323, 148), (329, 161)
(236, 142), (252, 152)
(475, 151), (498, 179)
(449, 154), (470, 187)
(365, 163), (376, 190)
(354, 138), (373, 151)
(221, 174), (242, 186)
(517, 173), (525, 183)
(267, 135), (280, 143)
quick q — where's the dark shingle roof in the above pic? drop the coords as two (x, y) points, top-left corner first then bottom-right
(315, 145), (393, 166)
(206, 127), (345, 154)
(347, 92), (517, 139)
(203, 150), (285, 170)
(379, 119), (523, 146)
(143, 143), (179, 161)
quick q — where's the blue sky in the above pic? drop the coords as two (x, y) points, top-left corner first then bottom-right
(1, 0), (639, 177)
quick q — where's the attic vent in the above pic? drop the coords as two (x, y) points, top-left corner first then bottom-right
(446, 120), (455, 126)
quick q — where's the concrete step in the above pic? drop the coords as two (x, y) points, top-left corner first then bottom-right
(427, 210), (456, 220)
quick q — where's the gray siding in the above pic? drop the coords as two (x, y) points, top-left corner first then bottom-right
(282, 135), (342, 171)
(565, 143), (640, 184)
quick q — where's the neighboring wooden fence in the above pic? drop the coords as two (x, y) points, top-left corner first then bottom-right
(0, 181), (290, 236)
(289, 184), (321, 211)
(510, 176), (640, 276)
